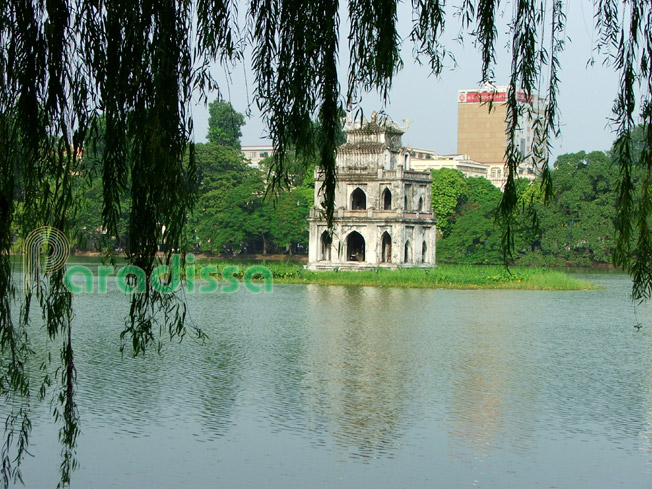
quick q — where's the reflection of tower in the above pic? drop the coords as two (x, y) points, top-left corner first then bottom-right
(302, 285), (414, 457)
(641, 336), (652, 459)
(196, 336), (244, 440)
(449, 338), (507, 455)
(446, 292), (539, 459)
(307, 112), (436, 270)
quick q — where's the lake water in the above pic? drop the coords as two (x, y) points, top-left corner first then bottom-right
(6, 272), (652, 488)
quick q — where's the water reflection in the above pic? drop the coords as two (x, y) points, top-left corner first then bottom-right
(194, 336), (244, 440)
(446, 292), (540, 457)
(303, 286), (415, 458)
(6, 275), (652, 488)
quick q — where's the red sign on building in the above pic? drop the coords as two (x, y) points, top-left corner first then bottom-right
(460, 91), (507, 104)
(459, 89), (533, 104)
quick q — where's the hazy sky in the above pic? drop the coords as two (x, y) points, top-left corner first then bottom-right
(190, 1), (620, 164)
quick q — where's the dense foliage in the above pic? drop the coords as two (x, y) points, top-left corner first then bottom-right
(437, 150), (620, 267)
(207, 98), (246, 149)
(63, 102), (314, 256)
(186, 141), (313, 255)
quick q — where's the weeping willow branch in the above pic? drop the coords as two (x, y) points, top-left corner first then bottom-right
(606, 1), (652, 301)
(348, 0), (403, 103)
(410, 0), (449, 75)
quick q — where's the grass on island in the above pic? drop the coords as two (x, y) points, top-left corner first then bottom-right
(194, 260), (597, 290)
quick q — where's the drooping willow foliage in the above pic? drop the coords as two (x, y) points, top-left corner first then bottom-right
(0, 0), (651, 486)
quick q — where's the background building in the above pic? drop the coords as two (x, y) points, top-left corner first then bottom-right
(245, 84), (544, 189)
(408, 148), (489, 178)
(457, 85), (543, 186)
(242, 145), (274, 168)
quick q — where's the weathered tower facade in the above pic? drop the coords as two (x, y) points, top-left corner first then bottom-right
(307, 112), (436, 270)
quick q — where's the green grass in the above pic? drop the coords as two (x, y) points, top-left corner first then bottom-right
(193, 260), (598, 290)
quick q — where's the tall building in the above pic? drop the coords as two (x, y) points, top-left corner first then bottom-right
(307, 112), (436, 270)
(457, 85), (543, 185)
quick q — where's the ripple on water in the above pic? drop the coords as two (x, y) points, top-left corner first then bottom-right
(6, 275), (652, 489)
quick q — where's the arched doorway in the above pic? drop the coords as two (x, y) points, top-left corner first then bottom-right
(351, 188), (366, 210)
(404, 240), (411, 263)
(421, 241), (427, 262)
(381, 232), (392, 263)
(382, 188), (392, 210)
(320, 231), (332, 261)
(347, 231), (365, 262)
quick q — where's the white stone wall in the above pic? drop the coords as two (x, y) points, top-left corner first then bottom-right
(307, 114), (436, 270)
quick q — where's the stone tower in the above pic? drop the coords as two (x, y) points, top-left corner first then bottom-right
(307, 112), (436, 270)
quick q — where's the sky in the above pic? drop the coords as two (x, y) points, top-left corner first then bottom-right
(189, 1), (620, 164)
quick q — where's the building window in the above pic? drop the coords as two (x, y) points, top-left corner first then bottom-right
(320, 231), (332, 261)
(417, 196), (423, 212)
(404, 184), (411, 211)
(381, 232), (392, 263)
(351, 187), (366, 210)
(382, 188), (392, 210)
(347, 231), (365, 262)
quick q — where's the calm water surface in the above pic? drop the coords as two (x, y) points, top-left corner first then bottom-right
(8, 273), (652, 488)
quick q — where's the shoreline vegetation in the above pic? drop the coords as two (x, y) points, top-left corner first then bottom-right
(194, 261), (597, 291)
(10, 254), (599, 290)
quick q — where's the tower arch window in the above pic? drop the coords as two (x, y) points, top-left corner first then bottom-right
(320, 231), (332, 261)
(404, 240), (412, 263)
(351, 187), (366, 210)
(347, 231), (365, 262)
(381, 232), (392, 263)
(382, 188), (392, 210)
(404, 184), (411, 211)
(417, 196), (423, 212)
(422, 241), (427, 262)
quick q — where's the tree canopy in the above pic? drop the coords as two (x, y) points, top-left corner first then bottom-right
(436, 151), (621, 267)
(2, 1), (652, 487)
(207, 99), (245, 149)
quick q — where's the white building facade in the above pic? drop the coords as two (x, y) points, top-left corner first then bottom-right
(241, 144), (274, 168)
(307, 113), (436, 270)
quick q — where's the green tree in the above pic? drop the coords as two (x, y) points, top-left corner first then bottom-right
(437, 174), (504, 264)
(261, 152), (316, 189)
(431, 168), (467, 238)
(207, 99), (246, 149)
(437, 200), (504, 264)
(466, 176), (503, 207)
(269, 186), (313, 254)
(535, 151), (617, 265)
(187, 144), (260, 253)
(211, 170), (270, 253)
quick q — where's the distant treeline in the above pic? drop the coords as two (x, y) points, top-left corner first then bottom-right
(434, 126), (650, 267)
(9, 99), (643, 267)
(10, 100), (315, 257)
